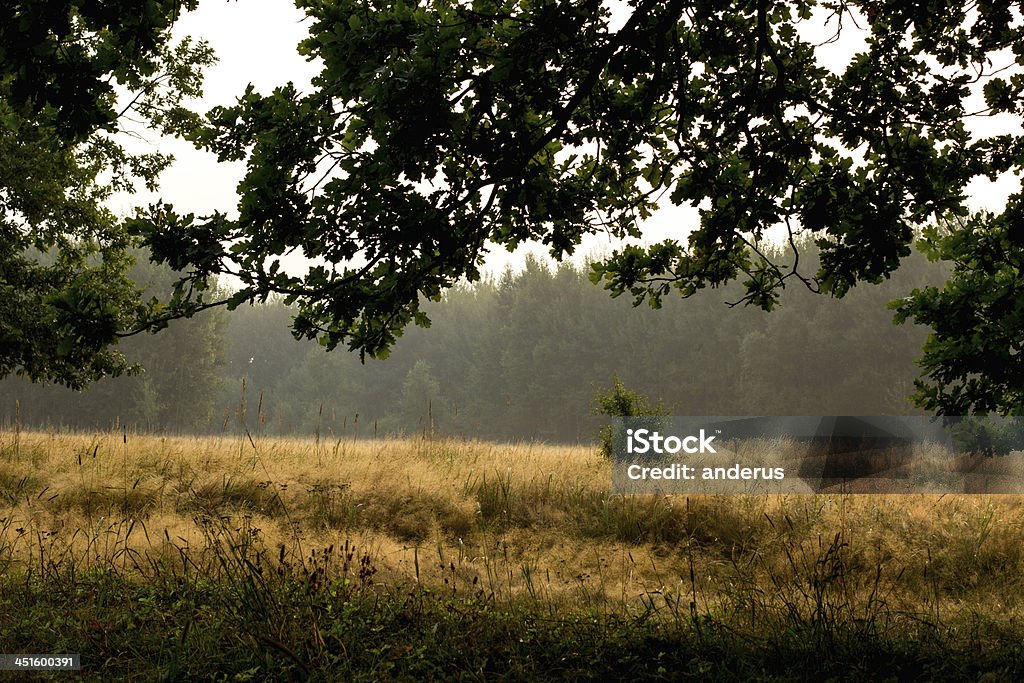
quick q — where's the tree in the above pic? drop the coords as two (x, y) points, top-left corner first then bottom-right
(122, 249), (229, 431)
(128, 0), (1024, 416)
(0, 248), (228, 432)
(400, 359), (445, 433)
(593, 375), (670, 458)
(892, 210), (1024, 415)
(0, 1), (213, 388)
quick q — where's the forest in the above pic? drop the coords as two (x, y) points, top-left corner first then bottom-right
(0, 243), (945, 441)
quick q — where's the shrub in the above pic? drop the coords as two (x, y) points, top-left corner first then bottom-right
(593, 376), (670, 458)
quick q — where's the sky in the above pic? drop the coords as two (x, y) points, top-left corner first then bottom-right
(109, 0), (1023, 281)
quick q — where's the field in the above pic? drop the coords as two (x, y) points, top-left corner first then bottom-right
(2, 429), (1024, 680)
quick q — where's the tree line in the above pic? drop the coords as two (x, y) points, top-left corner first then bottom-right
(0, 244), (947, 443)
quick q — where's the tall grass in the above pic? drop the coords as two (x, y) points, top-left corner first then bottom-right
(2, 429), (1024, 679)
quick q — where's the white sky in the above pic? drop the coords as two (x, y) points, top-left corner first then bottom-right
(109, 0), (1022, 281)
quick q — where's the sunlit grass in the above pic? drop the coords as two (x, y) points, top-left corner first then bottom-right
(2, 428), (1024, 679)
(4, 428), (1024, 611)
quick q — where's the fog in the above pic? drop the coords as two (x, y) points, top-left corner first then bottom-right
(0, 243), (945, 443)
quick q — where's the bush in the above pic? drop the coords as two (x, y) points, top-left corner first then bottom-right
(948, 416), (1024, 456)
(593, 376), (671, 458)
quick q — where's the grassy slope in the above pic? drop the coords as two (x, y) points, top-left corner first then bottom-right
(1, 429), (1024, 680)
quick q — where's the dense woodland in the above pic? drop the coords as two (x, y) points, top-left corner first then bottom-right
(0, 244), (946, 443)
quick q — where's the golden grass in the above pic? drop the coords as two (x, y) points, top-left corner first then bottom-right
(3, 428), (1024, 625)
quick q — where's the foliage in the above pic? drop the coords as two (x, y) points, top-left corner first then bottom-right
(593, 375), (670, 457)
(122, 1), (1024, 415)
(892, 211), (1024, 416)
(593, 375), (668, 420)
(0, 249), (228, 431)
(943, 415), (1024, 457)
(0, 2), (214, 388)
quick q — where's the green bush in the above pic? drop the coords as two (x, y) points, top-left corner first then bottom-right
(593, 376), (671, 458)
(948, 416), (1024, 456)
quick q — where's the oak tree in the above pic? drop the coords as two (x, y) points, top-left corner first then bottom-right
(8, 1), (1023, 416)
(133, 0), (1024, 415)
(0, 1), (212, 388)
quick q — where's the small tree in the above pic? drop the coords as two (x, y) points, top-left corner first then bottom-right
(402, 360), (445, 434)
(593, 376), (670, 458)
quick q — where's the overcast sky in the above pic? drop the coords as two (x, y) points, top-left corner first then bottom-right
(110, 0), (1023, 280)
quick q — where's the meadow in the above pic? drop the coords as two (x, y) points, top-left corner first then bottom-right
(2, 428), (1024, 680)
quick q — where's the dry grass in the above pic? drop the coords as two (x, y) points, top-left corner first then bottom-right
(4, 429), (1024, 679)
(2, 427), (1024, 627)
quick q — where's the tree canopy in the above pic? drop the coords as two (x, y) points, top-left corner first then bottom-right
(128, 0), (1023, 416)
(5, 1), (1024, 416)
(0, 1), (212, 388)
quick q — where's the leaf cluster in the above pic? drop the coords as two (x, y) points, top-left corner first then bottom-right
(0, 2), (214, 388)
